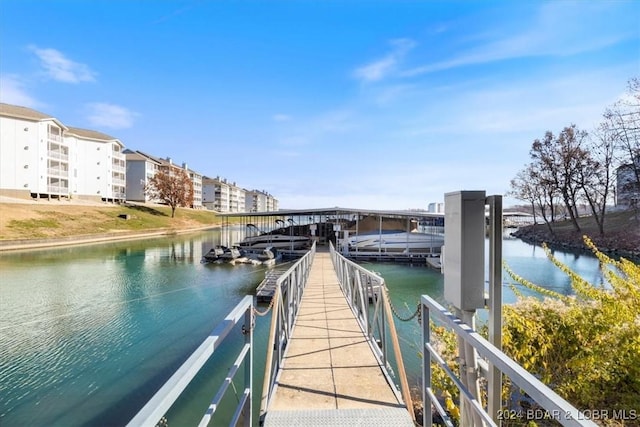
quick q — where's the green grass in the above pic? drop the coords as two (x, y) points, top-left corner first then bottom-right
(7, 218), (61, 238)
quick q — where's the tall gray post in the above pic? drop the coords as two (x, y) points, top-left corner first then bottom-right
(487, 195), (503, 423)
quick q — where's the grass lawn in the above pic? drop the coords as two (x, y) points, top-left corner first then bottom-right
(0, 202), (221, 240)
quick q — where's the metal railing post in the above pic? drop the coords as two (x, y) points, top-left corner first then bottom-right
(487, 195), (503, 422)
(422, 301), (432, 427)
(243, 304), (253, 427)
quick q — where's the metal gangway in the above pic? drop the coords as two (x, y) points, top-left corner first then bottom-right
(259, 244), (414, 426)
(128, 222), (599, 427)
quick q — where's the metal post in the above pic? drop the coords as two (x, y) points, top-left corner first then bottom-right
(243, 303), (253, 427)
(422, 302), (432, 427)
(378, 215), (383, 254)
(487, 195), (503, 422)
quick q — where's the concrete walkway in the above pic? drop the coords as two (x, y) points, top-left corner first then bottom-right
(263, 252), (414, 426)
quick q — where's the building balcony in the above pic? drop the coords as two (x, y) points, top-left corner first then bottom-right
(48, 167), (69, 178)
(48, 185), (69, 194)
(48, 150), (69, 161)
(48, 133), (63, 143)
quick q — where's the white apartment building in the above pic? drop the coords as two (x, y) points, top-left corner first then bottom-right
(66, 127), (126, 202)
(183, 163), (203, 209)
(245, 190), (279, 212)
(124, 150), (161, 203)
(1, 103), (275, 209)
(202, 176), (246, 212)
(229, 182), (246, 212)
(0, 103), (124, 202)
(202, 176), (228, 211)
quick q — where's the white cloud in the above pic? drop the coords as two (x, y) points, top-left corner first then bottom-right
(85, 103), (137, 129)
(29, 46), (96, 83)
(0, 75), (42, 107)
(402, 2), (633, 77)
(353, 38), (416, 83)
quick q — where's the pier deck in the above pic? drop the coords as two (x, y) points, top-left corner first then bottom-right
(263, 252), (413, 426)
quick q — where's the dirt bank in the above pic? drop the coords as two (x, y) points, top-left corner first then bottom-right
(512, 209), (640, 262)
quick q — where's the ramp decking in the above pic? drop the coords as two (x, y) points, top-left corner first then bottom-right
(263, 252), (414, 426)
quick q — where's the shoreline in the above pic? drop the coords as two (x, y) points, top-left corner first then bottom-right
(0, 225), (219, 252)
(511, 227), (640, 263)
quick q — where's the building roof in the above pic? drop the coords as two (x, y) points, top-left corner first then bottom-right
(123, 149), (162, 164)
(0, 102), (66, 128)
(66, 126), (120, 142)
(219, 206), (444, 219)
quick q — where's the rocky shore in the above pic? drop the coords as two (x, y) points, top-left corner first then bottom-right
(512, 224), (640, 262)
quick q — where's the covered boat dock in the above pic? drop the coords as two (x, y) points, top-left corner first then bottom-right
(218, 207), (445, 263)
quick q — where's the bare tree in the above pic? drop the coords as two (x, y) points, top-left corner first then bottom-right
(509, 163), (558, 234)
(577, 125), (617, 235)
(145, 169), (194, 218)
(508, 167), (538, 224)
(529, 126), (589, 232)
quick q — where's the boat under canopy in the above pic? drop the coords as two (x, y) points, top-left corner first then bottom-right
(346, 230), (444, 252)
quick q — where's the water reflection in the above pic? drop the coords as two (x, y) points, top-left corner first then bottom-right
(0, 229), (271, 426)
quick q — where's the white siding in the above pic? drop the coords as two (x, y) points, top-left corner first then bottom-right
(0, 116), (35, 194)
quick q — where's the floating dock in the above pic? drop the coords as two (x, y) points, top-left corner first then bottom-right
(256, 269), (288, 302)
(342, 250), (440, 265)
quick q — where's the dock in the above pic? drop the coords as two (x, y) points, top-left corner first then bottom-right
(262, 252), (414, 426)
(256, 269), (288, 302)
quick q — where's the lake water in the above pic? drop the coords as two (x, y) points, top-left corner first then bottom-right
(0, 230), (611, 426)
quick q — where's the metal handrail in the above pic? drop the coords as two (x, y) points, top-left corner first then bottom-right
(421, 294), (598, 427)
(127, 295), (254, 427)
(259, 242), (316, 420)
(329, 243), (414, 421)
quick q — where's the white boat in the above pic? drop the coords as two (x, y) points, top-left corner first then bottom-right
(346, 230), (444, 252)
(237, 233), (310, 250)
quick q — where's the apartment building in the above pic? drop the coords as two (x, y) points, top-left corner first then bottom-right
(124, 149), (161, 203)
(0, 103), (124, 202)
(124, 150), (203, 208)
(244, 190), (279, 212)
(1, 102), (276, 210)
(617, 156), (640, 208)
(65, 127), (126, 202)
(183, 163), (203, 209)
(202, 176), (246, 212)
(229, 181), (246, 212)
(202, 176), (227, 211)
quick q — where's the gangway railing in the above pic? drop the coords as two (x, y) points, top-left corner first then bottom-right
(127, 295), (254, 427)
(328, 242), (414, 420)
(259, 242), (316, 420)
(421, 294), (598, 427)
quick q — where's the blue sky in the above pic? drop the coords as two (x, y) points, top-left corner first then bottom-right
(1, 1), (638, 209)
